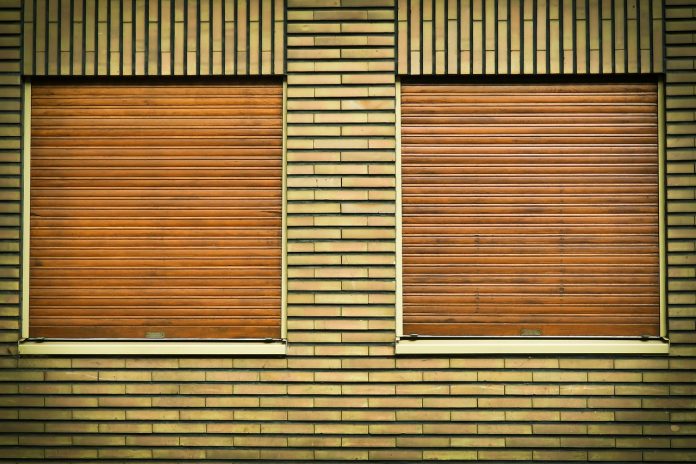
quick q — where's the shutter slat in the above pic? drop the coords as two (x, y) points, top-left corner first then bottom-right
(30, 81), (283, 340)
(401, 82), (660, 337)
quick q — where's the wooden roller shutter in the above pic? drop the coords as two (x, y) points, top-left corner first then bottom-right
(30, 80), (283, 339)
(401, 82), (660, 337)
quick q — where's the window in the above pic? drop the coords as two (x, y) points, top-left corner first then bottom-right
(396, 80), (667, 354)
(20, 79), (286, 355)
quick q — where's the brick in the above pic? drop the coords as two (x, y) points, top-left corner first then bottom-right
(479, 371), (533, 382)
(533, 371), (587, 382)
(560, 411), (615, 422)
(616, 384), (670, 395)
(533, 424), (588, 435)
(126, 384), (179, 395)
(0, 448), (44, 459)
(125, 359), (178, 369)
(424, 450), (477, 460)
(561, 437), (616, 449)
(505, 384), (559, 395)
(617, 437), (671, 448)
(206, 423), (261, 434)
(505, 410), (560, 422)
(154, 449), (207, 460)
(478, 397), (532, 408)
(72, 384), (126, 395)
(342, 384), (395, 395)
(126, 409), (179, 420)
(504, 358), (559, 368)
(315, 397), (367, 408)
(478, 450), (533, 460)
(19, 435), (72, 446)
(261, 449), (315, 460)
(506, 436), (561, 447)
(45, 449), (99, 460)
(98, 370), (151, 381)
(233, 384), (287, 395)
(72, 410), (125, 421)
(71, 359), (126, 369)
(288, 410), (341, 421)
(615, 358), (669, 369)
(98, 396), (151, 408)
(534, 450), (588, 461)
(588, 423), (642, 435)
(261, 397), (314, 408)
(73, 435), (126, 446)
(45, 370), (98, 381)
(180, 436), (234, 446)
(422, 370), (476, 382)
(45, 422), (98, 434)
(151, 396), (205, 408)
(314, 450), (368, 461)
(314, 423), (367, 435)
(289, 436), (342, 447)
(587, 371), (642, 382)
(0, 421), (43, 433)
(343, 410), (396, 421)
(587, 397), (642, 408)
(100, 423), (153, 434)
(616, 410), (671, 422)
(179, 410), (233, 421)
(450, 410), (505, 422)
(180, 383), (235, 395)
(316, 371), (369, 382)
(343, 436), (396, 447)
(236, 411), (288, 422)
(423, 397), (476, 408)
(451, 384), (505, 395)
(396, 384), (449, 395)
(558, 358), (613, 369)
(559, 384), (614, 395)
(398, 410), (450, 421)
(126, 435), (180, 447)
(588, 450), (643, 461)
(98, 448), (153, 459)
(370, 423), (423, 435)
(479, 423), (532, 435)
(207, 449), (260, 459)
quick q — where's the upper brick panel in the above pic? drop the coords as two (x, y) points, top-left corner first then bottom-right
(396, 0), (665, 75)
(21, 0), (285, 76)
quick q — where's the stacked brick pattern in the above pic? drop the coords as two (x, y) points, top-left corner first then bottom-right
(285, 0), (397, 356)
(0, 2), (21, 345)
(665, 0), (696, 354)
(0, 0), (694, 461)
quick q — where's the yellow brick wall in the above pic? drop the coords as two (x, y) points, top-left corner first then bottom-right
(0, 0), (695, 461)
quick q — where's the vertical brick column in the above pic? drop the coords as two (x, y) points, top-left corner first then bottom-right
(285, 0), (397, 356)
(665, 0), (696, 355)
(0, 0), (21, 351)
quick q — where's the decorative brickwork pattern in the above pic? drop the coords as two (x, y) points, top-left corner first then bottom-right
(396, 0), (665, 75)
(22, 0), (285, 76)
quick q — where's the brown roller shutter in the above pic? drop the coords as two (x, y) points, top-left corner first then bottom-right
(30, 80), (283, 339)
(401, 82), (660, 337)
